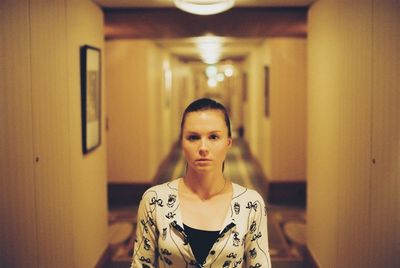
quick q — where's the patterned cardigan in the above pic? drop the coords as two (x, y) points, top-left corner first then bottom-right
(131, 178), (271, 268)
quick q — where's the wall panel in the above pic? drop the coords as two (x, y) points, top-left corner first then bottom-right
(335, 1), (372, 267)
(106, 40), (152, 183)
(66, 0), (108, 267)
(269, 38), (306, 182)
(243, 38), (306, 183)
(29, 0), (74, 266)
(308, 0), (400, 266)
(1, 0), (108, 267)
(0, 0), (38, 266)
(370, 0), (400, 266)
(307, 1), (341, 266)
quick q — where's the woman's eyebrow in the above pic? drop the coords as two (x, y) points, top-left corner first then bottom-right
(185, 130), (223, 134)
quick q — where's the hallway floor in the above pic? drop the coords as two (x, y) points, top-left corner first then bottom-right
(107, 139), (307, 268)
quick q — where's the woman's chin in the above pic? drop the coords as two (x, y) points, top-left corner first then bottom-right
(192, 165), (214, 172)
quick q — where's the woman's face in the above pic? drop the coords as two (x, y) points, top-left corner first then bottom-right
(181, 109), (232, 173)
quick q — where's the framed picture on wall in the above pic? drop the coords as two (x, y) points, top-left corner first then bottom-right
(264, 66), (270, 117)
(80, 45), (101, 154)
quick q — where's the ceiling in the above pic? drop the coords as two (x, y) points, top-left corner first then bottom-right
(96, 0), (313, 64)
(154, 37), (265, 63)
(93, 0), (315, 8)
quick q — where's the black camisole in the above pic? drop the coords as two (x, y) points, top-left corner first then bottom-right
(183, 224), (220, 265)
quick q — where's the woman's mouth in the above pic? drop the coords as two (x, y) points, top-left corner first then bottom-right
(196, 158), (211, 162)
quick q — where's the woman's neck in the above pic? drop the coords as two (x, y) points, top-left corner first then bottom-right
(182, 170), (227, 200)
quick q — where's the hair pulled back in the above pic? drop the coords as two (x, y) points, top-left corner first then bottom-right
(180, 98), (232, 141)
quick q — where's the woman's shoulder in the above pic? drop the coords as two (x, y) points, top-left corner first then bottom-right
(141, 178), (180, 200)
(231, 182), (265, 204)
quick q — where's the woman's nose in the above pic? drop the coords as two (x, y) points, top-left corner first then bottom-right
(198, 139), (209, 154)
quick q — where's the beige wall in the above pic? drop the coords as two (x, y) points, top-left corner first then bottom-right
(244, 38), (307, 183)
(244, 45), (265, 157)
(269, 39), (307, 181)
(106, 40), (187, 183)
(0, 0), (108, 267)
(67, 0), (108, 267)
(106, 40), (154, 183)
(0, 1), (38, 266)
(307, 0), (400, 267)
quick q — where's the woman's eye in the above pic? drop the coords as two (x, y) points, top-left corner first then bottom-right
(187, 135), (199, 141)
(209, 134), (219, 140)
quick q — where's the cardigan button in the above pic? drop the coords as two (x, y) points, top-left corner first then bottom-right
(210, 250), (216, 255)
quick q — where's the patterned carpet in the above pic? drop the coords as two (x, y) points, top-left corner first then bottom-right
(107, 139), (307, 268)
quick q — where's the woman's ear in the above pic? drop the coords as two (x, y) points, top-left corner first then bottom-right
(227, 138), (233, 148)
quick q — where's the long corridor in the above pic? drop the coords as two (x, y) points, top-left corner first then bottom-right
(108, 139), (307, 268)
(2, 1), (400, 267)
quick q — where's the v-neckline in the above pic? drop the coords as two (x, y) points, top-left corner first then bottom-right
(167, 178), (242, 266)
(174, 177), (237, 233)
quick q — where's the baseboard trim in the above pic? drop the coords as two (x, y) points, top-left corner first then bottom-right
(268, 181), (306, 206)
(95, 245), (112, 268)
(303, 246), (319, 268)
(108, 182), (152, 207)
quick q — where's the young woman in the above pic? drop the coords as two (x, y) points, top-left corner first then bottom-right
(131, 98), (271, 268)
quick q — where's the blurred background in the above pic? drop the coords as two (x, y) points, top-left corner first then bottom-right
(1, 0), (399, 267)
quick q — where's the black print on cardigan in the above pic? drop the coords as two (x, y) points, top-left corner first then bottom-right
(250, 220), (257, 234)
(141, 219), (149, 234)
(232, 231), (240, 247)
(160, 248), (172, 256)
(170, 221), (190, 246)
(233, 258), (243, 268)
(147, 215), (155, 227)
(251, 232), (262, 242)
(246, 201), (258, 211)
(234, 202), (240, 215)
(219, 222), (236, 238)
(167, 194), (177, 208)
(139, 256), (151, 263)
(264, 205), (267, 216)
(150, 196), (164, 207)
(160, 248), (173, 265)
(222, 260), (232, 268)
(134, 184), (271, 268)
(143, 237), (151, 250)
(164, 256), (173, 265)
(165, 212), (176, 219)
(249, 248), (257, 259)
(227, 252), (237, 258)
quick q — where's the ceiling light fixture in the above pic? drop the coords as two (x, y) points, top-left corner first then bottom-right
(197, 36), (222, 64)
(173, 0), (235, 16)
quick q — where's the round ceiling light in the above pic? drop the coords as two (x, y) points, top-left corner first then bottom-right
(173, 0), (235, 16)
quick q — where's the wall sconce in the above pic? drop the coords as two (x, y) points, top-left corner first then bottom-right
(173, 0), (235, 15)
